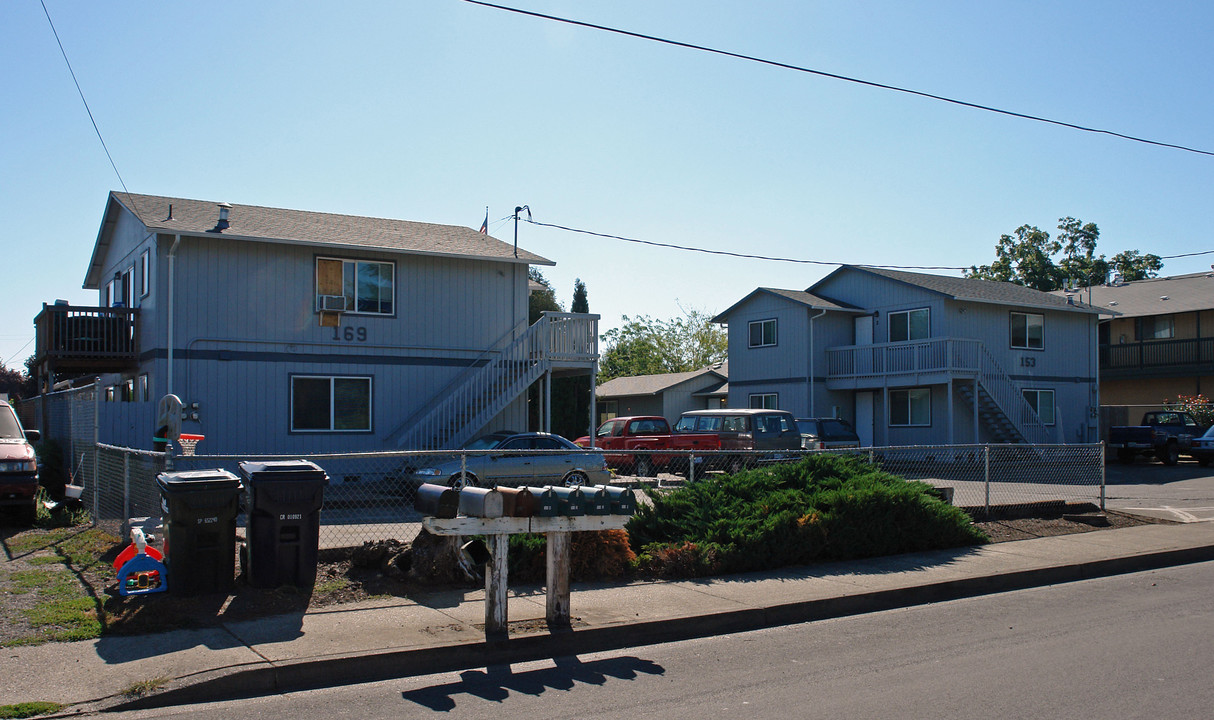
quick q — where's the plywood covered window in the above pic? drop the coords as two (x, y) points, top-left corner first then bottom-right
(316, 257), (394, 315)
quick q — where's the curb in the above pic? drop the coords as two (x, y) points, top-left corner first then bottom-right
(107, 540), (1214, 712)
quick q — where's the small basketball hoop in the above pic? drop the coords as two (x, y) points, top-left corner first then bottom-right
(177, 433), (204, 456)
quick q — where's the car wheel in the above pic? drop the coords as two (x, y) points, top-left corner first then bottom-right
(448, 473), (476, 490)
(563, 471), (588, 487)
(1161, 443), (1180, 466)
(1117, 449), (1136, 465)
(635, 456), (654, 478)
(1198, 456), (1211, 468)
(19, 503), (37, 527)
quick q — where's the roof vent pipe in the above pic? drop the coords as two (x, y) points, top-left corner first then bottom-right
(209, 202), (232, 233)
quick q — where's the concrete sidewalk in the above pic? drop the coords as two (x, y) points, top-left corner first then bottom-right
(7, 521), (1214, 714)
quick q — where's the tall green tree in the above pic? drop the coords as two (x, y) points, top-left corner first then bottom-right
(528, 267), (562, 323)
(966, 217), (1162, 291)
(599, 308), (727, 382)
(571, 278), (589, 314)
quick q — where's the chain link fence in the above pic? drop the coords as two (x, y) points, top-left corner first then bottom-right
(80, 442), (1105, 550)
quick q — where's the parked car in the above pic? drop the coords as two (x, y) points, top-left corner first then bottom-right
(1108, 411), (1208, 465)
(575, 416), (686, 477)
(1190, 426), (1214, 468)
(0, 404), (40, 525)
(796, 417), (861, 450)
(673, 408), (802, 472)
(407, 431), (611, 489)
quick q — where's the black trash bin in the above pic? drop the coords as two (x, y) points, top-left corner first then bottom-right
(156, 469), (242, 596)
(239, 460), (329, 588)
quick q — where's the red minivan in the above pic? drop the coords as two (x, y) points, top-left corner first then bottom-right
(0, 404), (40, 525)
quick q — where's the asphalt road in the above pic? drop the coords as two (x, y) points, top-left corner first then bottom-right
(105, 560), (1214, 720)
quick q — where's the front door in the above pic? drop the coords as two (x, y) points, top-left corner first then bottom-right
(855, 391), (874, 447)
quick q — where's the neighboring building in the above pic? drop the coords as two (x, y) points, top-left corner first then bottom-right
(595, 363), (727, 426)
(32, 192), (598, 453)
(1076, 272), (1214, 406)
(714, 266), (1102, 447)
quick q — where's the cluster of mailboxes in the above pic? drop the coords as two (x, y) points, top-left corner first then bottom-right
(415, 483), (636, 519)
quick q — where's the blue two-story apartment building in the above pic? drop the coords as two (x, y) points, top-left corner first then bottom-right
(32, 192), (598, 454)
(714, 266), (1102, 447)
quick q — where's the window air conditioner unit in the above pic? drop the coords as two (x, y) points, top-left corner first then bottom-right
(319, 295), (347, 312)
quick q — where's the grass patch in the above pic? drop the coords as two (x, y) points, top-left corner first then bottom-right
(628, 454), (988, 577)
(0, 701), (65, 718)
(120, 676), (170, 699)
(314, 576), (352, 594)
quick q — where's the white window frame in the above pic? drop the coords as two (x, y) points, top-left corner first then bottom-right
(1022, 388), (1056, 425)
(748, 393), (778, 410)
(748, 318), (777, 348)
(888, 308), (930, 343)
(889, 387), (931, 427)
(1010, 312), (1044, 350)
(315, 257), (395, 316)
(123, 266), (134, 308)
(290, 375), (373, 433)
(139, 248), (151, 298)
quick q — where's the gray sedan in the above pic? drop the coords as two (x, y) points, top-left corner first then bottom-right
(408, 432), (612, 488)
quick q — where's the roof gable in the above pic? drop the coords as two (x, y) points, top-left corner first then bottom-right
(86, 192), (551, 288)
(811, 265), (1099, 314)
(712, 287), (863, 323)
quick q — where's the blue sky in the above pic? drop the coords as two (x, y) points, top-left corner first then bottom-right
(3, 0), (1212, 371)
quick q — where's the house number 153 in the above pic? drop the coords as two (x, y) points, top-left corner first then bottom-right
(332, 326), (367, 342)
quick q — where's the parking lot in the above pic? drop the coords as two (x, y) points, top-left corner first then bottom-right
(1103, 457), (1214, 523)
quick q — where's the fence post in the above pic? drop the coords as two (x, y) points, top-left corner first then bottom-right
(983, 444), (991, 518)
(122, 451), (131, 540)
(1099, 441), (1106, 512)
(688, 452), (695, 485)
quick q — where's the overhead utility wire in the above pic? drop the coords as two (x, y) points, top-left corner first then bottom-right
(522, 218), (968, 271)
(463, 0), (1214, 158)
(523, 217), (1211, 270)
(40, 0), (133, 195)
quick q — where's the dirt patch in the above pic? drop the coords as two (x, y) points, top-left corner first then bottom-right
(0, 507), (1165, 645)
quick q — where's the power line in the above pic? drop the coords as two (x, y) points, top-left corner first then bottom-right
(522, 217), (970, 271)
(463, 0), (1214, 158)
(39, 0), (134, 195)
(523, 216), (1211, 271)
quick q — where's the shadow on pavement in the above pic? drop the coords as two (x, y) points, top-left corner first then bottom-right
(401, 655), (665, 710)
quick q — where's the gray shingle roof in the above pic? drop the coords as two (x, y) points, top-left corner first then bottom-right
(1059, 272), (1214, 318)
(88, 193), (550, 287)
(711, 287), (863, 323)
(597, 365), (726, 398)
(826, 266), (1098, 313)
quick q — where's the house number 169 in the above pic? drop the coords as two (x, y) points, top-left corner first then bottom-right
(332, 326), (367, 342)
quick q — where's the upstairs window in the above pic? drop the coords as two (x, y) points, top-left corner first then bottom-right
(749, 319), (777, 348)
(316, 257), (394, 315)
(1011, 312), (1044, 350)
(139, 248), (151, 298)
(1141, 316), (1174, 340)
(888, 308), (930, 342)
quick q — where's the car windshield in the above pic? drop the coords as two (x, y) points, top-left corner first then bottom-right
(1203, 426), (1214, 439)
(463, 434), (510, 450)
(820, 420), (856, 438)
(0, 406), (24, 440)
(796, 420), (819, 435)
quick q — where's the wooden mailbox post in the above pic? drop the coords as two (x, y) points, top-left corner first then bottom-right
(422, 514), (630, 639)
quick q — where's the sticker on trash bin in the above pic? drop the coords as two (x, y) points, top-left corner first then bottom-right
(280, 513), (302, 520)
(196, 517), (218, 524)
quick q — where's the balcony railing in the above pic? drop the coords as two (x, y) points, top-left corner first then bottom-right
(826, 337), (982, 384)
(1100, 337), (1214, 373)
(34, 304), (139, 372)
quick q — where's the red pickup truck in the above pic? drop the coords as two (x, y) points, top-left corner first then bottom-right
(575, 416), (695, 477)
(576, 409), (801, 476)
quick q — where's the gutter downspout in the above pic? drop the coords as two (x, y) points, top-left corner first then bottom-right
(167, 234), (181, 398)
(808, 307), (827, 417)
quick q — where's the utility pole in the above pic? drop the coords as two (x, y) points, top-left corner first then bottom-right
(512, 205), (530, 258)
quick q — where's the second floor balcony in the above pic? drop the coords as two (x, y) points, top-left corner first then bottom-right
(825, 337), (984, 390)
(1100, 337), (1214, 379)
(33, 303), (140, 376)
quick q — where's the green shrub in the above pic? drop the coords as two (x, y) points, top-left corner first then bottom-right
(627, 454), (986, 577)
(507, 530), (638, 583)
